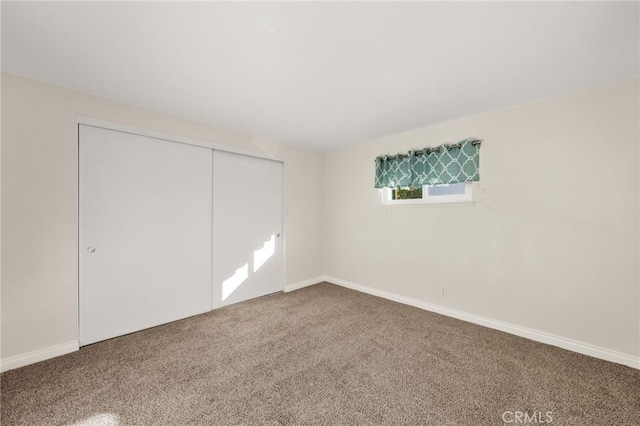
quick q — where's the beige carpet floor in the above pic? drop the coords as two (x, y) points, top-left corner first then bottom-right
(1, 283), (639, 425)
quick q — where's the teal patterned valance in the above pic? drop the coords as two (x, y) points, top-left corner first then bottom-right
(374, 139), (481, 189)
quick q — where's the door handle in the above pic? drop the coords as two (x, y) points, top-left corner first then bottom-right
(87, 247), (96, 253)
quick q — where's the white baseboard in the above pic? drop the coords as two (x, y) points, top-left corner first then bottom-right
(1, 341), (79, 373)
(1, 278), (326, 372)
(4, 280), (637, 372)
(284, 276), (327, 293)
(325, 277), (640, 370)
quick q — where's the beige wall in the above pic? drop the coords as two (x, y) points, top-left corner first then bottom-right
(1, 73), (325, 360)
(3, 72), (639, 366)
(324, 78), (640, 359)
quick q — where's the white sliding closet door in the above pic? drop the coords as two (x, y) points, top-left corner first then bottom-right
(212, 151), (284, 308)
(79, 125), (212, 345)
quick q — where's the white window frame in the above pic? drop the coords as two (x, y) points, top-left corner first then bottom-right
(382, 182), (474, 206)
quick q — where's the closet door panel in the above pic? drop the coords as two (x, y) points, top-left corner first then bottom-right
(79, 125), (212, 345)
(212, 151), (284, 308)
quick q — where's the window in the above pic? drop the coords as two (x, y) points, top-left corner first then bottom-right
(383, 182), (473, 205)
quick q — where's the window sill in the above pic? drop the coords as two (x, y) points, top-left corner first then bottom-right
(384, 200), (476, 207)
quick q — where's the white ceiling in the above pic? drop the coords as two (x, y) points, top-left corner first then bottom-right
(2, 1), (638, 152)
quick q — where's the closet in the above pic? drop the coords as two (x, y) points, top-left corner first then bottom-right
(78, 123), (283, 345)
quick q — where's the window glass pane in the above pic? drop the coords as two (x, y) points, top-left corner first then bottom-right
(392, 186), (422, 200)
(427, 183), (466, 196)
